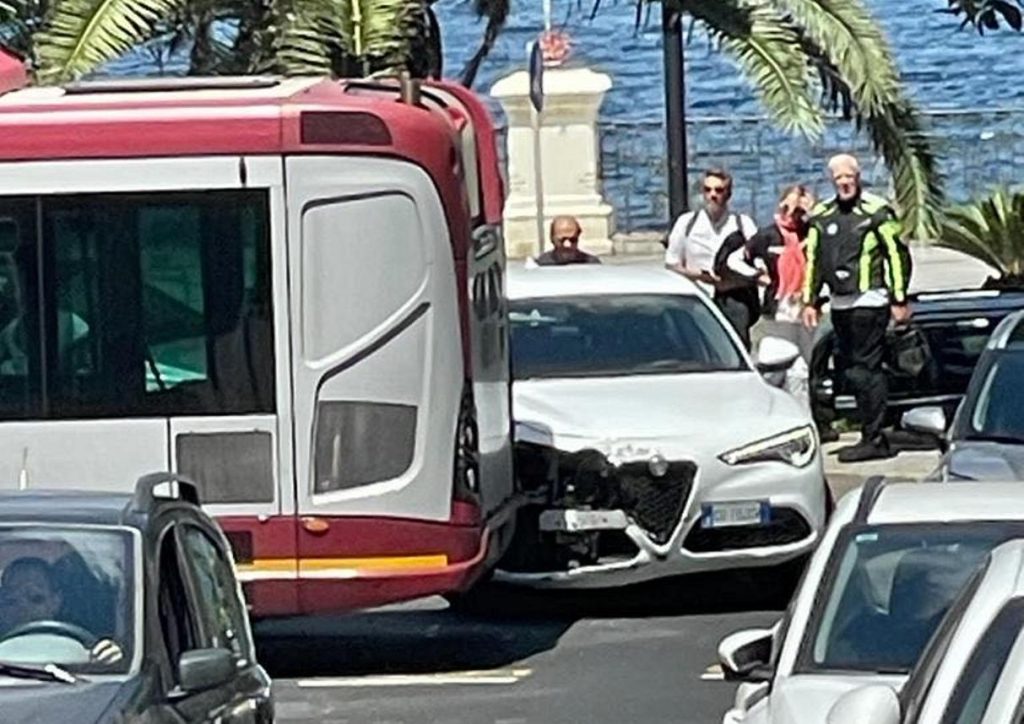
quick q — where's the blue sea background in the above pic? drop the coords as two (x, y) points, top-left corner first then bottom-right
(109, 0), (1024, 232)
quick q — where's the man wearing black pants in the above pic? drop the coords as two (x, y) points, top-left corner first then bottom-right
(802, 154), (913, 463)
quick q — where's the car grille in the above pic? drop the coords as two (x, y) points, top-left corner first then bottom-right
(617, 461), (696, 544)
(683, 507), (812, 553)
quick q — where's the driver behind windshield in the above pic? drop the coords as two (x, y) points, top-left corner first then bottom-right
(0, 557), (122, 664)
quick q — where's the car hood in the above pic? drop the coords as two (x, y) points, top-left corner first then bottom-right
(762, 673), (905, 724)
(513, 372), (810, 457)
(0, 679), (127, 724)
(947, 441), (1024, 481)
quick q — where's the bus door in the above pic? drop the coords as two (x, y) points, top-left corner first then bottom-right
(285, 155), (467, 607)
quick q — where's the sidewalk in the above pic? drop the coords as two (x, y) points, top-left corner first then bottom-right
(824, 433), (939, 501)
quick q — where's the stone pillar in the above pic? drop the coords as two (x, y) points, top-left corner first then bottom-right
(490, 67), (616, 259)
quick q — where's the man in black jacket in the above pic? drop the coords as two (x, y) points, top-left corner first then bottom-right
(802, 154), (913, 463)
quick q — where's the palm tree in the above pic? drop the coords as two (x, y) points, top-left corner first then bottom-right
(459, 0), (944, 239)
(4, 0), (439, 82)
(937, 187), (1024, 284)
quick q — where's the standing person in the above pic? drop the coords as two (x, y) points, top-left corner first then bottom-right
(802, 154), (913, 463)
(527, 216), (601, 267)
(724, 184), (820, 412)
(665, 167), (758, 343)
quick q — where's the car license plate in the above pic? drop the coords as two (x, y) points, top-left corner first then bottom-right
(700, 501), (770, 529)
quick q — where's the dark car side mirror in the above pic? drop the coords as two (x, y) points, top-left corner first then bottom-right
(178, 648), (236, 693)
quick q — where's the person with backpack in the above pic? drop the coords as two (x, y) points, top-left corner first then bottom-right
(665, 167), (758, 345)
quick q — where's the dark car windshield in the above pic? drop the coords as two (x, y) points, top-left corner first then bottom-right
(0, 526), (136, 675)
(798, 523), (1023, 675)
(509, 294), (747, 380)
(963, 351), (1024, 444)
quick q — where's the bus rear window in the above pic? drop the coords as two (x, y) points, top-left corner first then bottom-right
(0, 190), (274, 419)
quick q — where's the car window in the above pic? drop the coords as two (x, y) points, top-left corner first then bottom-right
(965, 352), (1024, 444)
(178, 525), (253, 663)
(158, 526), (197, 680)
(798, 523), (1021, 675)
(509, 294), (746, 380)
(0, 525), (136, 674)
(902, 563), (988, 724)
(942, 599), (1024, 724)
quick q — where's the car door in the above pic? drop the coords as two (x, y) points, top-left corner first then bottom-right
(174, 521), (271, 723)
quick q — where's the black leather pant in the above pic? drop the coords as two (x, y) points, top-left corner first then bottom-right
(832, 306), (889, 443)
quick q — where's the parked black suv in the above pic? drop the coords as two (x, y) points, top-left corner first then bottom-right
(0, 473), (273, 723)
(810, 287), (1024, 435)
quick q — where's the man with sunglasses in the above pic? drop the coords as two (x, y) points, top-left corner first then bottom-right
(801, 153), (913, 463)
(665, 167), (758, 339)
(527, 215), (601, 267)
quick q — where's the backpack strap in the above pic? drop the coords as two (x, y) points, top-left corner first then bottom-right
(683, 209), (703, 239)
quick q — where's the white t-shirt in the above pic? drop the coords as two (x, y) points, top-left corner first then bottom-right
(665, 209), (758, 273)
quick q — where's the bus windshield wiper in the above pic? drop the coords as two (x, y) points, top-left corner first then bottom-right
(0, 660), (79, 684)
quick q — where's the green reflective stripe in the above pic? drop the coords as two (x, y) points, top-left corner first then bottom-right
(803, 226), (820, 304)
(860, 231), (879, 293)
(878, 218), (907, 301)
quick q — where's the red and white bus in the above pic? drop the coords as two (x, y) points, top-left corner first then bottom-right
(0, 50), (518, 615)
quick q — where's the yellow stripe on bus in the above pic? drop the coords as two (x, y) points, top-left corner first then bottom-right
(236, 554), (450, 574)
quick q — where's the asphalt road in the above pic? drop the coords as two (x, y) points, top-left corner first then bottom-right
(256, 447), (939, 724)
(256, 574), (787, 724)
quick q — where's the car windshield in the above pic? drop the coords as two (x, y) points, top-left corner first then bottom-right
(966, 352), (1024, 444)
(0, 526), (136, 675)
(801, 523), (1023, 674)
(509, 294), (747, 380)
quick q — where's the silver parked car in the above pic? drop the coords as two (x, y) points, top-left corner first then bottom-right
(829, 538), (1024, 724)
(903, 309), (1024, 481)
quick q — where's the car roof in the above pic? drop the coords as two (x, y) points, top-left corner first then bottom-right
(507, 265), (701, 300)
(865, 482), (1024, 525)
(909, 288), (1024, 317)
(0, 490), (141, 527)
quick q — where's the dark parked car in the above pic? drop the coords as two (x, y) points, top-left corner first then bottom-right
(904, 309), (1024, 480)
(810, 287), (1024, 436)
(0, 473), (273, 724)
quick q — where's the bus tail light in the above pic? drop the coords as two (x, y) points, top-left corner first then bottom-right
(300, 111), (392, 146)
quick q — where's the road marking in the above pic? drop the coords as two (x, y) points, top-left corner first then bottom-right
(296, 668), (533, 688)
(701, 664), (725, 681)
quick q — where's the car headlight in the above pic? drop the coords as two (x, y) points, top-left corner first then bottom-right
(719, 426), (817, 468)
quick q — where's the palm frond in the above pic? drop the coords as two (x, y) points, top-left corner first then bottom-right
(774, 0), (945, 238)
(683, 0), (823, 138)
(460, 0), (508, 87)
(275, 0), (424, 77)
(938, 188), (1024, 277)
(273, 0), (339, 74)
(33, 0), (185, 82)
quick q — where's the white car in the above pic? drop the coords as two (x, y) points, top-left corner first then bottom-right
(829, 538), (1024, 724)
(496, 265), (827, 588)
(719, 479), (1024, 724)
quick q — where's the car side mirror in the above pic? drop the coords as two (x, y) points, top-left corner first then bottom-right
(718, 628), (774, 682)
(178, 648), (236, 693)
(756, 337), (800, 375)
(901, 406), (948, 437)
(827, 685), (900, 724)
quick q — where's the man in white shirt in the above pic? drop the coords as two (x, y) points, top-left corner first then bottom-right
(665, 167), (758, 343)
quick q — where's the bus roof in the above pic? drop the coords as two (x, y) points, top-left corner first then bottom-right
(0, 54), (505, 237)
